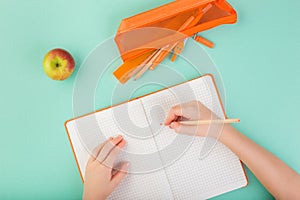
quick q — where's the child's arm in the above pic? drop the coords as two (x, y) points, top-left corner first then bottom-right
(164, 101), (300, 200)
(220, 125), (300, 200)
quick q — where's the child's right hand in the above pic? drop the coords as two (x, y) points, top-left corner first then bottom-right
(164, 100), (222, 137)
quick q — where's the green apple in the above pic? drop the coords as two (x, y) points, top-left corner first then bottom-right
(43, 48), (75, 80)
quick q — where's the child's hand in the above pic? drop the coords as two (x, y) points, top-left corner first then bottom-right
(164, 101), (220, 137)
(83, 136), (129, 200)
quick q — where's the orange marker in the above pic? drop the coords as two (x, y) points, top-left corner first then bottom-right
(194, 35), (214, 48)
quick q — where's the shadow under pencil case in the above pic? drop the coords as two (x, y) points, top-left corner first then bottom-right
(113, 0), (237, 83)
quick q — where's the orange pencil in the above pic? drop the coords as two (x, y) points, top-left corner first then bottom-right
(179, 118), (240, 125)
(171, 40), (185, 62)
(161, 118), (240, 126)
(150, 4), (213, 69)
(134, 49), (162, 80)
(148, 15), (195, 70)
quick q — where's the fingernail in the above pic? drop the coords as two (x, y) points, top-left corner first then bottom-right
(170, 122), (175, 128)
(118, 140), (126, 148)
(115, 135), (123, 140)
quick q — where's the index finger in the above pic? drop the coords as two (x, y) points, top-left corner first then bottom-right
(164, 105), (183, 125)
(96, 135), (123, 164)
(102, 139), (126, 169)
(88, 138), (112, 163)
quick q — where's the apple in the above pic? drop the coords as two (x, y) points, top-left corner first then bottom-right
(43, 48), (75, 80)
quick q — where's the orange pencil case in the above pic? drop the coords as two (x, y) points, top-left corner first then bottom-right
(114, 0), (237, 83)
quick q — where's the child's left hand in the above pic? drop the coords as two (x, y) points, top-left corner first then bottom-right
(83, 135), (129, 200)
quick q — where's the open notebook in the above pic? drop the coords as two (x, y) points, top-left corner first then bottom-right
(65, 75), (247, 199)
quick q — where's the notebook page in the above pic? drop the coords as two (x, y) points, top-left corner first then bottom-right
(140, 76), (224, 165)
(66, 121), (90, 177)
(141, 75), (247, 199)
(94, 99), (164, 172)
(66, 99), (173, 199)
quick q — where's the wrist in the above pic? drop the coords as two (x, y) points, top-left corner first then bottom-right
(219, 124), (234, 143)
(83, 192), (107, 200)
(199, 124), (233, 140)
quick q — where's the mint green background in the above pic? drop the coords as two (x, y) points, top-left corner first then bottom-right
(0, 0), (299, 199)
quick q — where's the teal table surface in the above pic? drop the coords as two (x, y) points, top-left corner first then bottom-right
(0, 0), (299, 199)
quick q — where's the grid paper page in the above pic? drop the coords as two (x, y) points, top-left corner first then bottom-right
(66, 121), (90, 177)
(141, 75), (247, 199)
(66, 120), (173, 199)
(164, 138), (247, 199)
(66, 99), (173, 199)
(94, 99), (167, 173)
(140, 88), (180, 152)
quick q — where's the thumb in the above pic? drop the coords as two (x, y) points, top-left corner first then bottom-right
(110, 162), (129, 190)
(170, 122), (199, 136)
